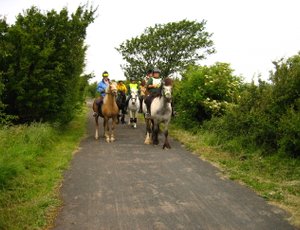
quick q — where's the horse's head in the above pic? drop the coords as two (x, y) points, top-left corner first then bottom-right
(161, 78), (173, 102)
(130, 89), (138, 104)
(106, 82), (118, 96)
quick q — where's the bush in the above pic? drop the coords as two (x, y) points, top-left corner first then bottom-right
(173, 63), (242, 129)
(278, 105), (300, 157)
(199, 53), (300, 157)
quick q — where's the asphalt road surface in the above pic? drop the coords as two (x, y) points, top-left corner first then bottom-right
(53, 102), (294, 230)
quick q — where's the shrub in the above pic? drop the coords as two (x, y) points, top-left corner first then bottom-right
(278, 105), (300, 157)
(199, 53), (300, 157)
(173, 63), (242, 128)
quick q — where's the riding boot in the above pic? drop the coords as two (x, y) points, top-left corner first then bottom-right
(139, 97), (143, 113)
(144, 95), (152, 118)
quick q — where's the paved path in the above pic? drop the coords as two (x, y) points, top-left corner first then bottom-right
(53, 102), (294, 230)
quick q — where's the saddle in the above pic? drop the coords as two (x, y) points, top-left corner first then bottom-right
(145, 92), (160, 111)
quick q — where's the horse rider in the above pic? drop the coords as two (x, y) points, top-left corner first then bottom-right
(144, 69), (153, 82)
(93, 71), (110, 117)
(117, 79), (127, 94)
(117, 80), (128, 123)
(139, 80), (147, 113)
(144, 68), (162, 118)
(125, 78), (139, 111)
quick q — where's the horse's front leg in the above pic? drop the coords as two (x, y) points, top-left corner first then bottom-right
(133, 111), (137, 129)
(144, 118), (152, 144)
(111, 116), (117, 142)
(152, 121), (159, 145)
(129, 109), (133, 126)
(104, 118), (110, 142)
(95, 116), (99, 140)
(162, 121), (171, 149)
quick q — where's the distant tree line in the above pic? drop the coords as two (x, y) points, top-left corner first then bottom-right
(0, 5), (96, 124)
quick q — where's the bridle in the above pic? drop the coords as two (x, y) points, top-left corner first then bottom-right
(161, 84), (172, 103)
(131, 90), (138, 104)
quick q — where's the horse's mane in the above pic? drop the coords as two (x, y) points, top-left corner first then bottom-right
(164, 77), (173, 86)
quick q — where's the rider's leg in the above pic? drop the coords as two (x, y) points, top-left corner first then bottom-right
(139, 96), (143, 113)
(144, 95), (152, 118)
(93, 96), (103, 117)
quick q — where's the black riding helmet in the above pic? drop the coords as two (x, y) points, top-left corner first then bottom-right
(147, 69), (153, 75)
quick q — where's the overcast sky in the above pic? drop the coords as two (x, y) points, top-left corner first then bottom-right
(1, 0), (300, 82)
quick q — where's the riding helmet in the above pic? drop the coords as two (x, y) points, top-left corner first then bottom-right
(102, 71), (109, 77)
(147, 69), (153, 75)
(153, 68), (161, 74)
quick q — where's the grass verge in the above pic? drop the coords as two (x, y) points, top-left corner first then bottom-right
(0, 105), (87, 230)
(169, 124), (300, 228)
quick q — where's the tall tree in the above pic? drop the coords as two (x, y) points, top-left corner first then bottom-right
(1, 5), (96, 123)
(117, 19), (215, 79)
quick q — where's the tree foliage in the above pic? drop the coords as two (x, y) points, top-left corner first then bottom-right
(0, 6), (96, 123)
(117, 19), (215, 79)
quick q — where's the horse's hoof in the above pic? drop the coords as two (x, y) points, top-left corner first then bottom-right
(163, 144), (171, 149)
(133, 124), (137, 129)
(144, 139), (151, 145)
(106, 138), (110, 143)
(110, 137), (115, 142)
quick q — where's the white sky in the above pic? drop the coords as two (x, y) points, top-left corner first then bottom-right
(1, 0), (300, 82)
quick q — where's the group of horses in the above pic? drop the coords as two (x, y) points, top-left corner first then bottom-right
(92, 78), (173, 149)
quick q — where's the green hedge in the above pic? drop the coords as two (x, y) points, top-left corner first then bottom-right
(173, 62), (242, 129)
(174, 54), (300, 157)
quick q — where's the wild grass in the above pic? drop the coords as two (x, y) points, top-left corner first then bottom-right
(170, 124), (300, 228)
(0, 106), (87, 230)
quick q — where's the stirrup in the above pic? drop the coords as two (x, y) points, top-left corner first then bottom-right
(93, 112), (98, 117)
(145, 112), (151, 119)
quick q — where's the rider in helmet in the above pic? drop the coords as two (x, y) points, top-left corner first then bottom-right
(93, 71), (110, 117)
(128, 78), (138, 94)
(144, 69), (153, 82)
(144, 68), (162, 118)
(117, 79), (127, 94)
(117, 79), (128, 123)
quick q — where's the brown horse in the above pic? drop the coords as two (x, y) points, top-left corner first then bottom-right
(93, 82), (119, 142)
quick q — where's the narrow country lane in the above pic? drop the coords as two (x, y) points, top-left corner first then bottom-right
(53, 101), (294, 230)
